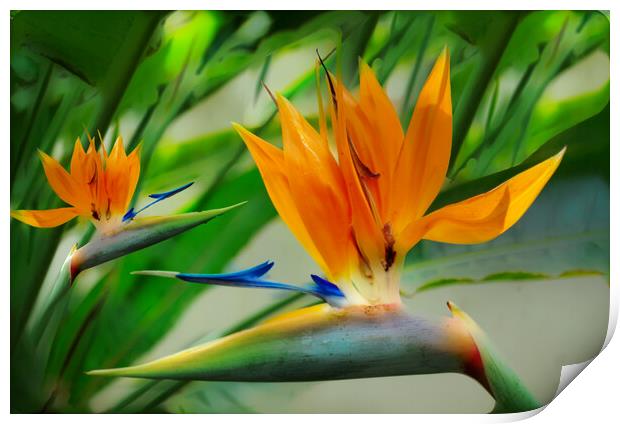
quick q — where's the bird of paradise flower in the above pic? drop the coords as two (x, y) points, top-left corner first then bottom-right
(89, 49), (564, 413)
(11, 135), (240, 279)
(11, 135), (241, 338)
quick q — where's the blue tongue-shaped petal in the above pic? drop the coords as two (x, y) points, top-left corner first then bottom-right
(123, 182), (194, 222)
(134, 261), (347, 307)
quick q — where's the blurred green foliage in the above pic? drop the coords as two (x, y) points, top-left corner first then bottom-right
(10, 10), (609, 412)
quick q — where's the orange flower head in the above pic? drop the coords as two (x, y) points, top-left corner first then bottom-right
(11, 136), (141, 233)
(235, 48), (564, 306)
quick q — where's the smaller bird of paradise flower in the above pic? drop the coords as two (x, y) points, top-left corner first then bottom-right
(12, 136), (142, 231)
(11, 135), (238, 283)
(89, 49), (563, 412)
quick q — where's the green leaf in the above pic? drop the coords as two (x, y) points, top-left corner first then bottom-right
(559, 269), (605, 278)
(26, 246), (75, 341)
(497, 11), (570, 72)
(482, 271), (549, 281)
(441, 11), (521, 166)
(433, 105), (609, 210)
(253, 11), (371, 58)
(43, 280), (109, 411)
(524, 71), (609, 157)
(438, 10), (515, 49)
(407, 278), (475, 294)
(371, 12), (421, 84)
(460, 13), (608, 177)
(118, 11), (222, 114)
(11, 11), (164, 87)
(408, 270), (604, 296)
(10, 221), (64, 351)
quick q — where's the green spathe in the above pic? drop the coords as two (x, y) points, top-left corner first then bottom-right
(88, 302), (541, 413)
(88, 305), (465, 380)
(70, 204), (243, 280)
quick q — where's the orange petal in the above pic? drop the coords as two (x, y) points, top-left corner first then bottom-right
(11, 207), (78, 228)
(38, 150), (85, 208)
(105, 137), (138, 215)
(497, 148), (565, 230)
(332, 75), (388, 220)
(358, 61), (404, 181)
(275, 95), (353, 278)
(86, 135), (96, 153)
(70, 137), (87, 181)
(233, 123), (329, 274)
(70, 140), (97, 218)
(392, 47), (452, 232)
(401, 148), (565, 247)
(124, 142), (142, 210)
(276, 94), (336, 171)
(83, 137), (107, 218)
(109, 136), (128, 161)
(409, 186), (511, 246)
(331, 79), (385, 264)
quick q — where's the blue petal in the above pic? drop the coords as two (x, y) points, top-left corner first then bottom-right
(166, 262), (347, 307)
(123, 207), (137, 222)
(177, 262), (301, 293)
(178, 260), (275, 283)
(123, 182), (194, 222)
(148, 182), (194, 199)
(177, 273), (304, 291)
(310, 274), (346, 298)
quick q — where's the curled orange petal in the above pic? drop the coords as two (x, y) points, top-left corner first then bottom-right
(417, 187), (511, 245)
(402, 148), (565, 246)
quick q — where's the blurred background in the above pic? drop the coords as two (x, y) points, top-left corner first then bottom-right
(10, 10), (609, 413)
